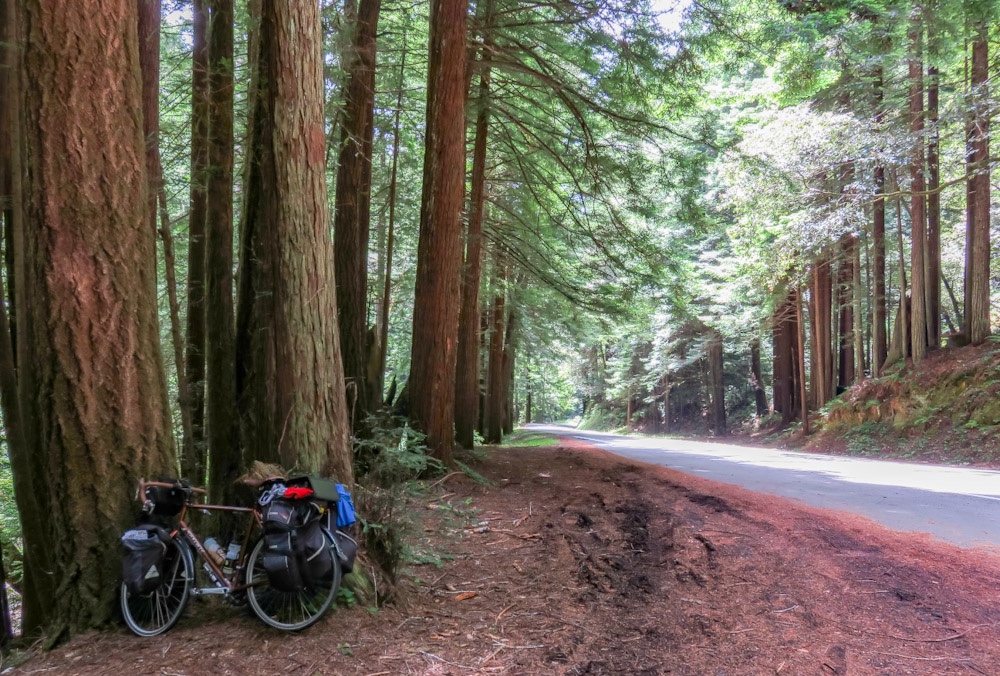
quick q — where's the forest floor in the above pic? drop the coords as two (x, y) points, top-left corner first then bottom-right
(6, 437), (1000, 675)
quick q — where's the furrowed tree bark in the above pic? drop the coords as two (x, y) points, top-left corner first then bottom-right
(872, 64), (887, 376)
(501, 303), (518, 436)
(908, 10), (928, 364)
(966, 24), (990, 344)
(185, 0), (210, 482)
(455, 5), (494, 449)
(810, 257), (833, 407)
(837, 235), (855, 388)
(0, 0), (48, 635)
(376, 49), (406, 401)
(333, 0), (381, 425)
(750, 338), (768, 416)
(926, 66), (940, 349)
(205, 0), (240, 502)
(237, 0), (353, 485)
(484, 260), (506, 444)
(409, 0), (468, 462)
(795, 286), (808, 434)
(19, 0), (176, 634)
(707, 330), (725, 436)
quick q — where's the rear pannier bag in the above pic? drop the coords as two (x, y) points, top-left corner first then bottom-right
(261, 498), (336, 591)
(121, 524), (171, 595)
(332, 530), (358, 574)
(261, 499), (306, 593)
(296, 520), (334, 585)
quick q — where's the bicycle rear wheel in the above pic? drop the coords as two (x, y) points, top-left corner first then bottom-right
(245, 529), (341, 631)
(121, 536), (193, 636)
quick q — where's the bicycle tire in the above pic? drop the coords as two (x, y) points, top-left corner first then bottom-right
(245, 528), (341, 632)
(121, 535), (194, 637)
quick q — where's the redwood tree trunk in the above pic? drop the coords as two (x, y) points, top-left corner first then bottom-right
(455, 13), (493, 449)
(908, 11), (928, 364)
(773, 293), (794, 423)
(872, 66), (887, 375)
(966, 25), (990, 344)
(236, 0), (353, 484)
(184, 0), (210, 481)
(0, 0), (47, 633)
(837, 235), (855, 388)
(205, 0), (240, 502)
(810, 257), (833, 407)
(333, 0), (381, 425)
(19, 0), (176, 633)
(750, 338), (768, 416)
(925, 66), (940, 349)
(484, 262), (506, 444)
(707, 330), (726, 436)
(501, 305), (517, 436)
(409, 0), (468, 462)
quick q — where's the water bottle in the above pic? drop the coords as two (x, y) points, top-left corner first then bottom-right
(204, 537), (224, 566)
(222, 542), (241, 575)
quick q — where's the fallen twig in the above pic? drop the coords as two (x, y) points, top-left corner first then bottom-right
(419, 650), (477, 671)
(886, 623), (993, 643)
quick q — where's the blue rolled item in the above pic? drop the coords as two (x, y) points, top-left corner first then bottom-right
(335, 483), (356, 528)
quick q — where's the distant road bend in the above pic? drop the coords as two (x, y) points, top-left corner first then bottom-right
(525, 423), (1000, 550)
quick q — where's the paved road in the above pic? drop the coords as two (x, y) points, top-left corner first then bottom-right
(524, 424), (1000, 550)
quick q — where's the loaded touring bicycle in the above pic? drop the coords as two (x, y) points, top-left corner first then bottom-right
(120, 475), (357, 635)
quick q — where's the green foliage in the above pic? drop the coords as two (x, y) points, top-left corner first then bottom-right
(0, 442), (23, 591)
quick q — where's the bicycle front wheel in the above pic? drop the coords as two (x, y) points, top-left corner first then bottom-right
(245, 529), (341, 631)
(121, 535), (193, 637)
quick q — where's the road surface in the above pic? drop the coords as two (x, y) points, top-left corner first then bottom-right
(525, 423), (1000, 549)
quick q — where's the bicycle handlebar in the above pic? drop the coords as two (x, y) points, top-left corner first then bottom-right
(138, 478), (207, 496)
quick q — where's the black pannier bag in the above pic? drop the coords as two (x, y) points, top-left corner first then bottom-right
(121, 524), (171, 595)
(332, 530), (357, 574)
(320, 508), (358, 574)
(261, 498), (306, 592)
(262, 497), (337, 591)
(297, 519), (334, 584)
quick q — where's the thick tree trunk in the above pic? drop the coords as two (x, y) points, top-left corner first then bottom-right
(872, 66), (887, 376)
(19, 0), (176, 633)
(853, 236), (864, 379)
(333, 0), (381, 425)
(750, 338), (768, 416)
(810, 257), (833, 407)
(707, 330), (726, 436)
(205, 0), (240, 502)
(966, 26), (990, 344)
(484, 262), (506, 444)
(795, 286), (809, 434)
(501, 305), (517, 436)
(908, 12), (927, 364)
(455, 15), (493, 449)
(837, 235), (855, 388)
(0, 0), (49, 635)
(409, 0), (468, 462)
(236, 0), (353, 485)
(184, 0), (210, 482)
(773, 293), (794, 422)
(926, 66), (941, 349)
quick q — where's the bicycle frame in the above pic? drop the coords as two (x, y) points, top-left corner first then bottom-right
(177, 503), (259, 595)
(139, 479), (262, 596)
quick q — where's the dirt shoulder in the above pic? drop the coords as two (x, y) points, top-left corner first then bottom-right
(7, 443), (1000, 675)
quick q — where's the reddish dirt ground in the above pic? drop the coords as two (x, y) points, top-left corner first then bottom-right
(6, 441), (1000, 675)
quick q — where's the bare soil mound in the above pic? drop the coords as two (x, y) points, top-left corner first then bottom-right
(7, 443), (1000, 675)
